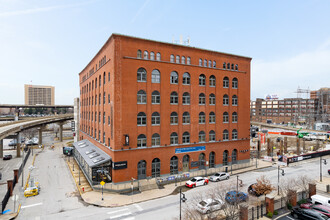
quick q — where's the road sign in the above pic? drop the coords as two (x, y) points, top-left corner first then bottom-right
(100, 181), (105, 186)
(71, 121), (75, 132)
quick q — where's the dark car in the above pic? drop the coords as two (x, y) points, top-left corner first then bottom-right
(248, 183), (263, 197)
(328, 169), (330, 175)
(291, 207), (329, 220)
(225, 191), (248, 204)
(3, 155), (12, 160)
(301, 203), (330, 217)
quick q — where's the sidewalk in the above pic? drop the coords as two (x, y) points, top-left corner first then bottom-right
(67, 159), (273, 207)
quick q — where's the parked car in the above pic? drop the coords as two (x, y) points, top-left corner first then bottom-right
(3, 155), (12, 160)
(25, 137), (39, 146)
(197, 198), (224, 214)
(311, 195), (330, 207)
(248, 183), (263, 197)
(328, 169), (330, 175)
(291, 207), (329, 219)
(209, 172), (230, 182)
(8, 138), (25, 146)
(225, 191), (248, 204)
(301, 203), (330, 217)
(185, 177), (209, 188)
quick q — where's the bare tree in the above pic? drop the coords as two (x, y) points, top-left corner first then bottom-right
(21, 128), (37, 140)
(294, 175), (315, 199)
(253, 175), (275, 196)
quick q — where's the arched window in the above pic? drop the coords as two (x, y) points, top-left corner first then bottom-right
(137, 160), (146, 179)
(209, 152), (215, 168)
(108, 72), (110, 82)
(209, 112), (215, 123)
(156, 52), (161, 61)
(108, 94), (110, 104)
(199, 74), (206, 86)
(137, 90), (147, 104)
(223, 94), (229, 105)
(209, 130), (216, 142)
(151, 112), (160, 125)
(223, 77), (229, 88)
(182, 132), (190, 144)
(170, 112), (178, 125)
(170, 156), (178, 174)
(152, 133), (160, 146)
(232, 95), (238, 106)
(95, 78), (97, 88)
(231, 63), (234, 70)
(232, 112), (238, 123)
(223, 150), (229, 165)
(213, 61), (216, 68)
(209, 93), (216, 105)
(199, 112), (205, 124)
(151, 91), (160, 104)
(170, 54), (174, 63)
(187, 57), (191, 65)
(170, 132), (178, 145)
(199, 153), (205, 169)
(170, 91), (178, 104)
(223, 130), (229, 141)
(199, 58), (202, 66)
(137, 68), (147, 82)
(223, 62), (226, 69)
(223, 112), (229, 123)
(181, 56), (185, 64)
(209, 75), (216, 87)
(232, 149), (238, 164)
(137, 134), (147, 147)
(199, 131), (206, 142)
(170, 71), (178, 84)
(103, 72), (106, 85)
(182, 112), (190, 124)
(227, 63), (230, 69)
(232, 78), (238, 88)
(235, 64), (238, 71)
(151, 158), (161, 177)
(144, 51), (148, 59)
(182, 92), (190, 105)
(150, 51), (155, 60)
(152, 69), (160, 83)
(137, 50), (142, 58)
(199, 93), (206, 105)
(182, 155), (190, 172)
(208, 60), (212, 68)
(183, 72), (190, 85)
(204, 59), (207, 67)
(103, 92), (105, 104)
(176, 55), (180, 63)
(232, 129), (238, 140)
(137, 112), (147, 126)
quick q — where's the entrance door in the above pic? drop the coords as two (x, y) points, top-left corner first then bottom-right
(182, 155), (189, 172)
(199, 153), (205, 170)
(137, 160), (146, 180)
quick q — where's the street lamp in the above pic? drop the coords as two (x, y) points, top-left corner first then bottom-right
(179, 188), (187, 220)
(277, 165), (285, 195)
(320, 156), (327, 182)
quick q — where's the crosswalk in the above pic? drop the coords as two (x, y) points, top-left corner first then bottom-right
(107, 204), (143, 220)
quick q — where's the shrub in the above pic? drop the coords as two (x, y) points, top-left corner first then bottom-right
(287, 202), (293, 210)
(266, 211), (273, 218)
(274, 210), (278, 215)
(297, 199), (307, 205)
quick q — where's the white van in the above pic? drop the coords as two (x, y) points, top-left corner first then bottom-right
(311, 195), (330, 207)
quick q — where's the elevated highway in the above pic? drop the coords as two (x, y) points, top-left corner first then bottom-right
(0, 114), (74, 157)
(251, 121), (324, 133)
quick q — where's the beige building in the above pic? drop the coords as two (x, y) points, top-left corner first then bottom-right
(24, 84), (55, 105)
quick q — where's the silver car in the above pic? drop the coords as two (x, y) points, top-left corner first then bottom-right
(197, 198), (224, 214)
(209, 172), (230, 182)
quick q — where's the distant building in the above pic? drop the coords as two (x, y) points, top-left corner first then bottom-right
(24, 84), (55, 105)
(250, 98), (317, 126)
(310, 87), (330, 122)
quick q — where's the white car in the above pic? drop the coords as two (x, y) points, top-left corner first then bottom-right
(197, 198), (224, 214)
(209, 172), (230, 182)
(185, 177), (209, 188)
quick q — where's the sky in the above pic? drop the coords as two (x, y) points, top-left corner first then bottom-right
(0, 0), (329, 105)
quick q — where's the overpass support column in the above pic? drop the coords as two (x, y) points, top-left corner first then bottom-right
(0, 139), (3, 159)
(38, 126), (45, 145)
(16, 133), (21, 157)
(59, 122), (63, 142)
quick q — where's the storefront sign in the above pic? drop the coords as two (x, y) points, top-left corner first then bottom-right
(175, 146), (205, 154)
(112, 161), (127, 170)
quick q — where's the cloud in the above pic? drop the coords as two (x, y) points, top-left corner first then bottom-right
(0, 0), (97, 17)
(251, 39), (330, 100)
(130, 0), (151, 23)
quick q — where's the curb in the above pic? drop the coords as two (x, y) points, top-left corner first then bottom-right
(10, 204), (21, 220)
(66, 161), (83, 196)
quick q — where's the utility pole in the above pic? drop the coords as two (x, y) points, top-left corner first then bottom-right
(320, 156), (327, 182)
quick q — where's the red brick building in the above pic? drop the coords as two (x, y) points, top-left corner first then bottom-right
(78, 34), (251, 183)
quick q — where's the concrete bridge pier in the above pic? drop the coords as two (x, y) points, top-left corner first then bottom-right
(0, 139), (3, 158)
(58, 122), (64, 142)
(38, 126), (45, 145)
(16, 133), (21, 157)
